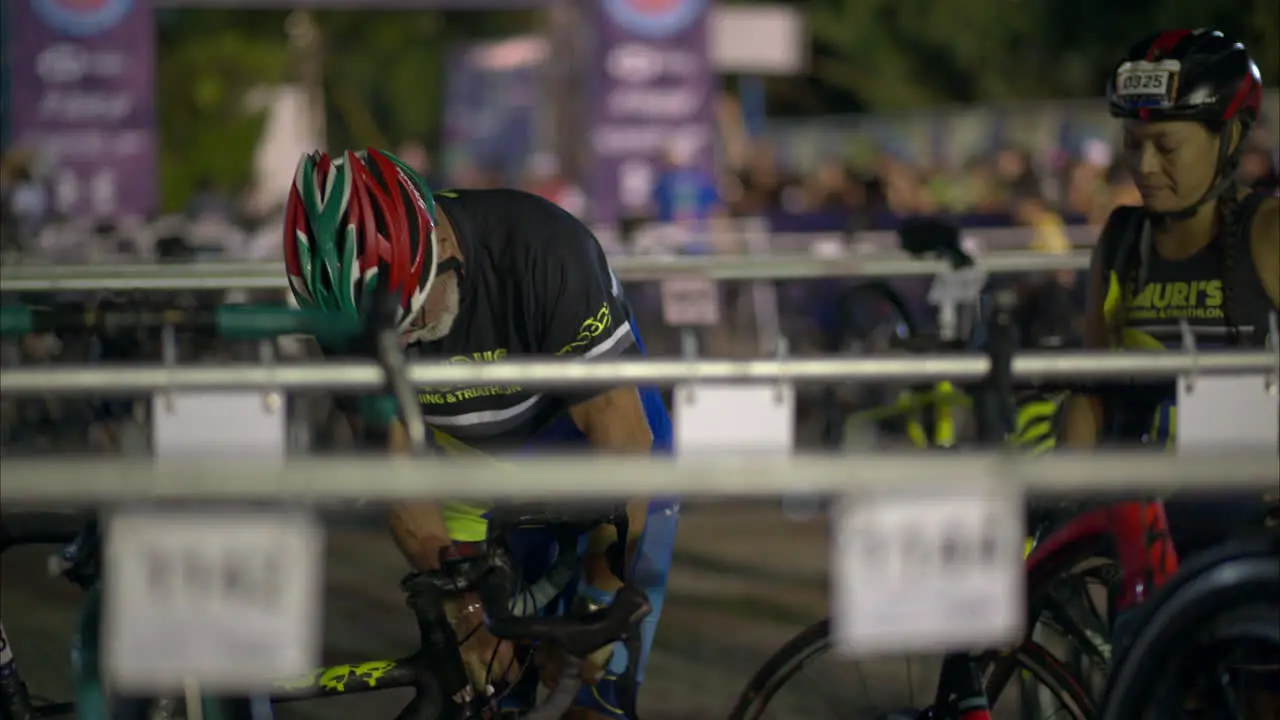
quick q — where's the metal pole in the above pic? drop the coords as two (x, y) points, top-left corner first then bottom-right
(1, 453), (1276, 504)
(0, 251), (1092, 292)
(0, 350), (1274, 395)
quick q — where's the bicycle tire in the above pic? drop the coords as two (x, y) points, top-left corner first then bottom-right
(727, 618), (1092, 720)
(821, 281), (923, 450)
(1098, 547), (1279, 720)
(731, 525), (1116, 720)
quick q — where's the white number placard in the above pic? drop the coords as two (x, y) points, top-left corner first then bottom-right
(152, 391), (286, 462)
(105, 510), (323, 692)
(1114, 59), (1180, 98)
(674, 382), (795, 455)
(661, 276), (721, 327)
(1177, 374), (1279, 453)
(833, 486), (1025, 656)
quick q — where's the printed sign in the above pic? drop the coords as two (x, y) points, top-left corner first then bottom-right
(1177, 374), (1279, 453)
(106, 510), (323, 692)
(833, 486), (1025, 656)
(660, 276), (720, 326)
(674, 382), (795, 455)
(152, 391), (287, 463)
(6, 0), (157, 218)
(588, 0), (714, 223)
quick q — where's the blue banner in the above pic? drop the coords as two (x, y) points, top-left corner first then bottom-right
(441, 36), (545, 185)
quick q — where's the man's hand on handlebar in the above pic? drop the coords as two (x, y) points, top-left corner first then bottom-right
(443, 591), (521, 703)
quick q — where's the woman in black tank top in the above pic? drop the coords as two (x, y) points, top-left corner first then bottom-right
(1059, 31), (1279, 565)
(1061, 29), (1279, 450)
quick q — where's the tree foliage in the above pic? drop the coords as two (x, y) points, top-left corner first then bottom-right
(152, 3), (1278, 206)
(795, 0), (1279, 113)
(313, 10), (538, 151)
(156, 11), (290, 211)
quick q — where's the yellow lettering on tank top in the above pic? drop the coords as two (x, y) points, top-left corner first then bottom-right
(1130, 283), (1154, 309)
(1124, 280), (1224, 322)
(1202, 280), (1222, 307)
(1151, 284), (1174, 309)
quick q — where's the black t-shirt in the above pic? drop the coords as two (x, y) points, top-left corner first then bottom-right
(409, 189), (637, 449)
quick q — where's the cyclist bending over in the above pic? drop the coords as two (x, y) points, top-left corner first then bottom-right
(283, 149), (676, 720)
(1059, 29), (1278, 550)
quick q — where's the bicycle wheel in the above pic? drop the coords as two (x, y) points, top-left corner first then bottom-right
(728, 619), (1092, 720)
(821, 281), (921, 451)
(1098, 543), (1279, 720)
(731, 530), (1116, 720)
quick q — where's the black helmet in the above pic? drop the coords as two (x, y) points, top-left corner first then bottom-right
(1107, 28), (1264, 217)
(1108, 28), (1262, 126)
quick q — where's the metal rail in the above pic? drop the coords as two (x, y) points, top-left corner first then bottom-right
(0, 251), (1090, 292)
(0, 350), (1274, 395)
(0, 453), (1275, 504)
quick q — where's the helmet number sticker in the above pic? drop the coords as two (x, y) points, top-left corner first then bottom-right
(1115, 60), (1180, 104)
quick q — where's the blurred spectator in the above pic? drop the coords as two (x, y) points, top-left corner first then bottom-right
(395, 140), (438, 187)
(1064, 139), (1115, 223)
(2, 150), (51, 243)
(877, 154), (934, 215)
(733, 143), (789, 215)
(995, 146), (1036, 188)
(1012, 178), (1075, 288)
(804, 160), (857, 212)
(523, 151), (586, 217)
(185, 176), (236, 221)
(650, 140), (724, 253)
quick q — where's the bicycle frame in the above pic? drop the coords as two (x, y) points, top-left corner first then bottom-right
(71, 566), (459, 720)
(927, 499), (1180, 720)
(72, 580), (444, 712)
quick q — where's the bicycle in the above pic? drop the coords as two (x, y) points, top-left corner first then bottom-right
(0, 300), (656, 720)
(732, 290), (1102, 720)
(734, 329), (1275, 719)
(0, 506), (650, 720)
(1097, 530), (1278, 719)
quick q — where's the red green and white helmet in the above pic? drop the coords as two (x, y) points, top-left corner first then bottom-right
(284, 149), (438, 332)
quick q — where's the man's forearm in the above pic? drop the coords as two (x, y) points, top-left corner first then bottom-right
(569, 387), (654, 590)
(386, 419), (453, 571)
(569, 386), (654, 453)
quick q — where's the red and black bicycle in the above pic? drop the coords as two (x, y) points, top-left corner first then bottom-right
(730, 294), (1278, 720)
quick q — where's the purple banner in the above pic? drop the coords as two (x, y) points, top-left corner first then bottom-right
(7, 0), (157, 219)
(587, 0), (714, 224)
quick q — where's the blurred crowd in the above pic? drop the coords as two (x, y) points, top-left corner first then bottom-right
(4, 126), (1278, 258)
